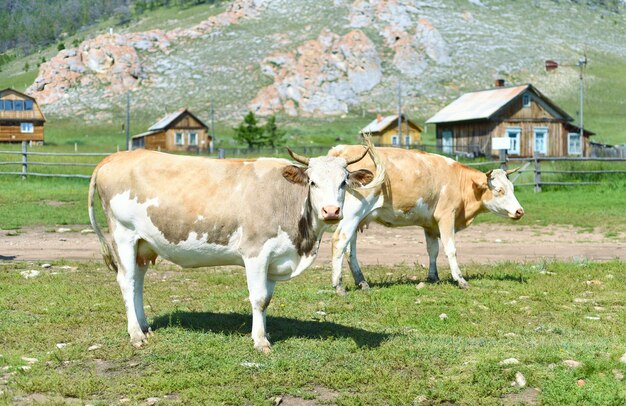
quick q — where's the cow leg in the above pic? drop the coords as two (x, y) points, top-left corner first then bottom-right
(346, 233), (369, 290)
(244, 259), (275, 353)
(331, 217), (363, 295)
(112, 225), (149, 346)
(438, 221), (469, 289)
(424, 229), (440, 283)
(134, 264), (152, 336)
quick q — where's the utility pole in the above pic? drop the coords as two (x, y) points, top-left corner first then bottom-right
(125, 92), (130, 150)
(397, 81), (402, 144)
(577, 56), (587, 140)
(210, 98), (215, 153)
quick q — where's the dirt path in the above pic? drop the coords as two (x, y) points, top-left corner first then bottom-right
(1, 223), (624, 266)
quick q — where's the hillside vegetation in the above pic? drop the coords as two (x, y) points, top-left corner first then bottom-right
(0, 0), (625, 149)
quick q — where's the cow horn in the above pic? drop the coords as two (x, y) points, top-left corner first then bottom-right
(485, 169), (494, 178)
(287, 148), (310, 165)
(506, 167), (520, 176)
(345, 147), (369, 165)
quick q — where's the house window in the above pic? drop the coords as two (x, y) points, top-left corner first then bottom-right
(522, 93), (531, 108)
(442, 130), (453, 154)
(391, 135), (399, 146)
(506, 127), (521, 155)
(3, 100), (13, 110)
(568, 133), (582, 155)
(533, 128), (548, 155)
(24, 100), (33, 110)
(20, 123), (34, 133)
(188, 132), (198, 145)
(14, 100), (24, 110)
(404, 135), (412, 146)
(174, 132), (184, 146)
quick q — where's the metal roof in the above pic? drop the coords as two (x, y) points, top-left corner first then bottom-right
(149, 110), (186, 131)
(360, 114), (423, 134)
(426, 85), (530, 124)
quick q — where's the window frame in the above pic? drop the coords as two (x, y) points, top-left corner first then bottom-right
(4, 100), (13, 111)
(522, 93), (531, 108)
(404, 135), (412, 146)
(174, 132), (185, 146)
(14, 100), (24, 110)
(533, 127), (548, 155)
(442, 129), (453, 154)
(20, 122), (34, 133)
(505, 127), (521, 155)
(391, 135), (399, 146)
(568, 132), (582, 155)
(24, 100), (33, 110)
(188, 132), (198, 146)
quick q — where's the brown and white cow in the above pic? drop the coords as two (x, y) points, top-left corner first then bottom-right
(88, 143), (383, 352)
(327, 146), (524, 294)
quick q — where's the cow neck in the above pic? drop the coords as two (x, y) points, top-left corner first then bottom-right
(293, 186), (322, 257)
(459, 167), (489, 226)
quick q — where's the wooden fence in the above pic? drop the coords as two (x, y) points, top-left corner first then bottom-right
(1, 143), (625, 192)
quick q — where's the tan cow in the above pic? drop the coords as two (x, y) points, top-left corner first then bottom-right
(88, 143), (383, 352)
(327, 146), (524, 294)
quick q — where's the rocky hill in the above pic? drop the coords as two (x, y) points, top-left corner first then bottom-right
(24, 0), (626, 126)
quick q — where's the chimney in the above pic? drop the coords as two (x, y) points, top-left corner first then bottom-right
(376, 113), (383, 122)
(495, 79), (505, 88)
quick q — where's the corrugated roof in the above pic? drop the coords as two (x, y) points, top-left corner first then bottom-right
(131, 130), (159, 139)
(149, 110), (185, 131)
(360, 114), (423, 134)
(361, 115), (400, 133)
(426, 85), (530, 124)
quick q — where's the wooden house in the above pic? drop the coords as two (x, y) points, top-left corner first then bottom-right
(360, 114), (423, 147)
(0, 88), (45, 143)
(131, 109), (211, 152)
(425, 83), (594, 157)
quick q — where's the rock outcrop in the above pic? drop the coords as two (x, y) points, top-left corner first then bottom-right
(249, 29), (382, 116)
(27, 0), (267, 104)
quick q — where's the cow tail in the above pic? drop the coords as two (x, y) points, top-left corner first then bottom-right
(88, 166), (118, 273)
(359, 133), (386, 190)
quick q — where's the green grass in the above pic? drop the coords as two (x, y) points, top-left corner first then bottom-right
(0, 260), (625, 404)
(2, 171), (625, 233)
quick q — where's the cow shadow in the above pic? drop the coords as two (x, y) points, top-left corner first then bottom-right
(0, 255), (16, 260)
(151, 311), (390, 349)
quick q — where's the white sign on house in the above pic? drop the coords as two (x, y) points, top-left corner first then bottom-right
(492, 137), (511, 150)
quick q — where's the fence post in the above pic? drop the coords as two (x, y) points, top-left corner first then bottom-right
(218, 148), (225, 159)
(21, 141), (28, 179)
(533, 151), (541, 192)
(499, 149), (508, 171)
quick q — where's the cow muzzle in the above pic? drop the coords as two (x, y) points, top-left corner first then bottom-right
(321, 205), (342, 222)
(510, 207), (525, 220)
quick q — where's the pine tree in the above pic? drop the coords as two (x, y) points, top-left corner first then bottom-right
(261, 115), (286, 148)
(234, 111), (264, 148)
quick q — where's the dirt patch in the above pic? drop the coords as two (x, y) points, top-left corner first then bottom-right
(1, 223), (624, 267)
(277, 385), (340, 405)
(502, 387), (541, 405)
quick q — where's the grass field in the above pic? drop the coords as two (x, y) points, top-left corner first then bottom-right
(1, 260), (625, 404)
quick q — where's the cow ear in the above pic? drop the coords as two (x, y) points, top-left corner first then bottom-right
(472, 177), (488, 193)
(348, 169), (374, 188)
(282, 165), (309, 185)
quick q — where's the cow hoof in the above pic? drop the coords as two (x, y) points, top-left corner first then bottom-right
(458, 280), (470, 289)
(358, 281), (370, 290)
(335, 286), (347, 296)
(427, 277), (440, 284)
(130, 336), (148, 348)
(254, 339), (272, 354)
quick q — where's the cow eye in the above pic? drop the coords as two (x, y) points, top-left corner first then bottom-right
(310, 181), (317, 188)
(340, 180), (347, 188)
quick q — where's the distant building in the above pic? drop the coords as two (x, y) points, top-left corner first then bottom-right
(360, 114), (422, 147)
(132, 109), (211, 152)
(0, 88), (46, 144)
(426, 82), (594, 157)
